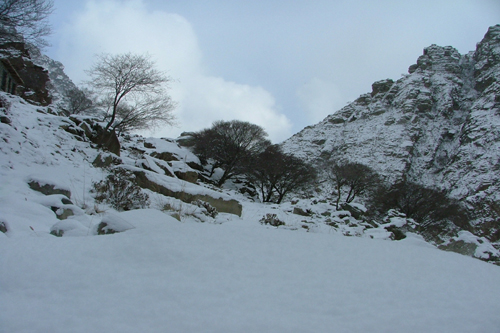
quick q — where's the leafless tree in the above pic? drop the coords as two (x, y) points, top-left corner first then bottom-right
(328, 161), (378, 209)
(191, 120), (270, 186)
(246, 145), (317, 203)
(0, 0), (54, 48)
(112, 94), (176, 134)
(85, 53), (176, 132)
(63, 87), (95, 115)
(380, 181), (470, 230)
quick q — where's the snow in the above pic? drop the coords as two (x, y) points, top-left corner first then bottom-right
(2, 209), (500, 332)
(1, 91), (500, 332)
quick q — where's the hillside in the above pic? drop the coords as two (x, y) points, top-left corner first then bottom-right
(1, 25), (500, 332)
(1, 93), (500, 332)
(283, 25), (500, 245)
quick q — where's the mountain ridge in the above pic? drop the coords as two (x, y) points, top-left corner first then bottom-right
(282, 24), (500, 241)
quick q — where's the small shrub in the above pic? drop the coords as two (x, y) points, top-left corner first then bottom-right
(91, 168), (149, 211)
(259, 213), (285, 227)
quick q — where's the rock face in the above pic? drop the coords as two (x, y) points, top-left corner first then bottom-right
(282, 25), (500, 240)
(132, 169), (242, 217)
(0, 43), (52, 105)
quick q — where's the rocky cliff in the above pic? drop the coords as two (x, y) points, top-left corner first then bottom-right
(282, 25), (500, 240)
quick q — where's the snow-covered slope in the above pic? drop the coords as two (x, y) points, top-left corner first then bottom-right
(1, 27), (500, 332)
(2, 208), (500, 333)
(0, 96), (499, 331)
(283, 25), (500, 241)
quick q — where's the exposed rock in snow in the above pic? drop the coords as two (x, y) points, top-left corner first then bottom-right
(282, 24), (500, 242)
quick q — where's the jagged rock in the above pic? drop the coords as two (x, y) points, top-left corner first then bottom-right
(78, 121), (93, 138)
(96, 222), (116, 235)
(282, 25), (500, 242)
(51, 206), (75, 220)
(61, 198), (72, 205)
(339, 203), (366, 220)
(0, 42), (52, 105)
(50, 220), (88, 237)
(92, 152), (122, 168)
(144, 142), (155, 149)
(28, 180), (71, 198)
(385, 225), (406, 240)
(91, 130), (121, 156)
(186, 161), (204, 172)
(176, 132), (196, 147)
(60, 124), (85, 139)
(50, 229), (64, 237)
(150, 151), (178, 162)
(371, 79), (394, 97)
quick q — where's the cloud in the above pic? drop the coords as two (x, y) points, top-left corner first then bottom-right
(296, 77), (344, 124)
(54, 0), (291, 142)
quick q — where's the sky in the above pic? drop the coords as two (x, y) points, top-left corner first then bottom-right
(45, 0), (500, 142)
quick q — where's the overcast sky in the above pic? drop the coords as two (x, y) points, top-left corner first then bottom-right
(45, 0), (500, 142)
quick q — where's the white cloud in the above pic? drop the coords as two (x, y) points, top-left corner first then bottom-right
(297, 77), (344, 124)
(54, 0), (291, 142)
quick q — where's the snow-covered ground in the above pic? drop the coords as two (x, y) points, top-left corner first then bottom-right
(2, 93), (500, 332)
(2, 209), (500, 332)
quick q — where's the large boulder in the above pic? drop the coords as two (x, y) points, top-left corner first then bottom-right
(174, 170), (198, 184)
(28, 180), (71, 198)
(132, 169), (242, 216)
(91, 130), (121, 156)
(439, 239), (477, 257)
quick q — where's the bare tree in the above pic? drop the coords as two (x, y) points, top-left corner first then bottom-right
(85, 53), (176, 132)
(112, 94), (176, 134)
(381, 181), (470, 230)
(246, 145), (317, 203)
(0, 0), (53, 48)
(63, 87), (95, 115)
(191, 120), (270, 186)
(328, 161), (378, 209)
(272, 154), (317, 204)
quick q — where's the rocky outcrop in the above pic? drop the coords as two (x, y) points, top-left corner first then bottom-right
(282, 25), (500, 240)
(132, 169), (242, 216)
(0, 43), (51, 105)
(28, 180), (71, 198)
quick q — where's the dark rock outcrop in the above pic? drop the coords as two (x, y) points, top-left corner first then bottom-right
(28, 180), (71, 198)
(0, 43), (51, 105)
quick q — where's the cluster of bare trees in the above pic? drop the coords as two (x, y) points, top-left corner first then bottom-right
(327, 161), (378, 210)
(191, 120), (270, 187)
(190, 120), (317, 203)
(246, 145), (317, 204)
(370, 181), (470, 231)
